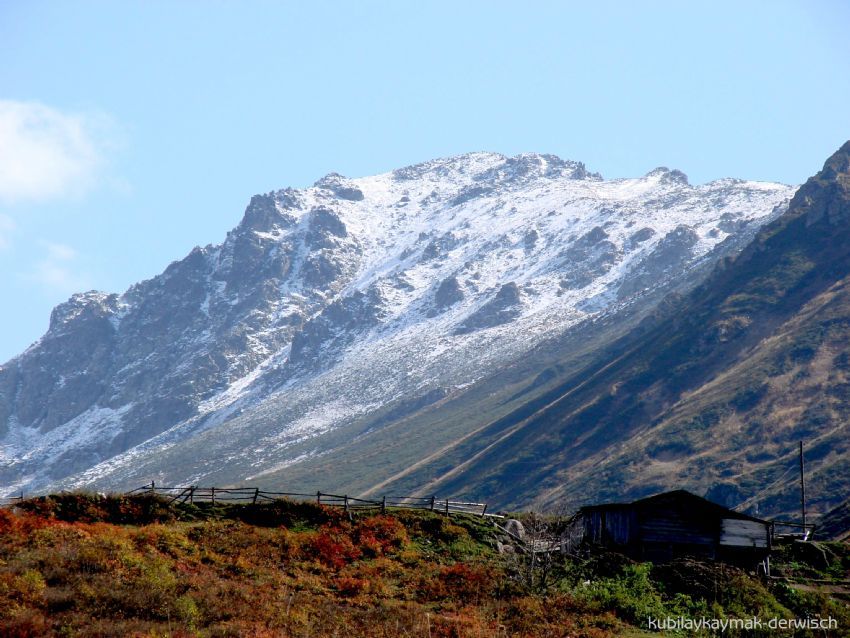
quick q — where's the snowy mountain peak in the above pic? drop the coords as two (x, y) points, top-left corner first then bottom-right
(237, 190), (302, 232)
(0, 153), (796, 496)
(386, 151), (598, 188)
(313, 173), (365, 201)
(390, 152), (507, 182)
(48, 291), (119, 332)
(645, 166), (689, 185)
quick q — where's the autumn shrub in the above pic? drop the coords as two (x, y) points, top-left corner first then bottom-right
(107, 494), (176, 524)
(429, 604), (498, 638)
(411, 515), (471, 544)
(132, 523), (194, 560)
(16, 494), (174, 525)
(0, 509), (67, 551)
(500, 595), (547, 634)
(355, 515), (408, 557)
(308, 527), (362, 569)
(0, 607), (49, 638)
(181, 575), (240, 623)
(233, 498), (343, 529)
(0, 570), (46, 607)
(0, 507), (18, 532)
(71, 532), (140, 574)
(92, 555), (182, 620)
(24, 528), (89, 586)
(185, 520), (276, 568)
(274, 525), (306, 562)
(42, 585), (76, 614)
(334, 575), (371, 597)
(421, 562), (494, 604)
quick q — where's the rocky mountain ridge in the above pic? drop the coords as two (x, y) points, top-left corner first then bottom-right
(0, 151), (794, 497)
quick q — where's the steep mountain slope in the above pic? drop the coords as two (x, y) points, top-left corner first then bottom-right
(393, 142), (850, 519)
(819, 498), (850, 541)
(0, 152), (793, 497)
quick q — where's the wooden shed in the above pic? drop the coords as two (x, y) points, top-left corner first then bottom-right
(566, 490), (772, 572)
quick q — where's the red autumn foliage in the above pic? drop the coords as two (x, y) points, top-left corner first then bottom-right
(355, 515), (408, 557)
(334, 575), (371, 597)
(0, 608), (49, 638)
(436, 563), (493, 602)
(309, 527), (362, 569)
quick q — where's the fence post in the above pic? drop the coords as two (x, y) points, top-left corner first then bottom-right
(317, 491), (322, 506)
(445, 499), (450, 516)
(252, 488), (259, 505)
(150, 481), (156, 495)
(381, 496), (386, 514)
(189, 486), (195, 505)
(430, 496), (436, 511)
(344, 495), (349, 513)
(481, 504), (487, 516)
(210, 487), (216, 506)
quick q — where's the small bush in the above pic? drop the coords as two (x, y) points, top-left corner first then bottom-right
(574, 563), (667, 627)
(308, 528), (362, 569)
(423, 562), (494, 603)
(334, 576), (370, 597)
(16, 493), (175, 525)
(233, 499), (343, 529)
(355, 515), (408, 556)
(0, 608), (49, 638)
(410, 515), (471, 544)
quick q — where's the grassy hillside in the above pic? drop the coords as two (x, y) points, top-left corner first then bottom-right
(392, 142), (850, 518)
(1, 494), (849, 637)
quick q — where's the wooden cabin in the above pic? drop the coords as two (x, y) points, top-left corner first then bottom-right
(566, 490), (772, 572)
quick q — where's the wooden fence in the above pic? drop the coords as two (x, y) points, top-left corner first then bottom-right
(0, 493), (24, 507)
(126, 482), (489, 517)
(771, 520), (817, 541)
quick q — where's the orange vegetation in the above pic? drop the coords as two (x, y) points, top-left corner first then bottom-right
(0, 496), (626, 638)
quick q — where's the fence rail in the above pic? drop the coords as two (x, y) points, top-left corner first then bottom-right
(771, 520), (817, 541)
(126, 482), (488, 516)
(0, 490), (24, 506)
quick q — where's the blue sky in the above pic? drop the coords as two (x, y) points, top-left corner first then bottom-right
(1, 0), (849, 362)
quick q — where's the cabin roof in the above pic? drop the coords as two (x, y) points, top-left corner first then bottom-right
(579, 489), (769, 525)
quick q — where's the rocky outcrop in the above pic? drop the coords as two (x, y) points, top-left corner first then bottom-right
(454, 283), (522, 334)
(618, 225), (699, 298)
(428, 276), (464, 316)
(559, 227), (622, 290)
(314, 173), (364, 201)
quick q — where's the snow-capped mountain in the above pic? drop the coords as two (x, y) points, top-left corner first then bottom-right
(0, 152), (795, 496)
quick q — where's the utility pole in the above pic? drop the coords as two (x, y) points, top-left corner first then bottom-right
(799, 441), (807, 536)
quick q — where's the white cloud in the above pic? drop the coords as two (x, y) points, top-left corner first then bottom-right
(0, 99), (116, 204)
(29, 240), (91, 295)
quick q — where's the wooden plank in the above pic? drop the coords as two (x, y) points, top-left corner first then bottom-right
(721, 535), (768, 548)
(722, 519), (767, 533)
(721, 518), (768, 547)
